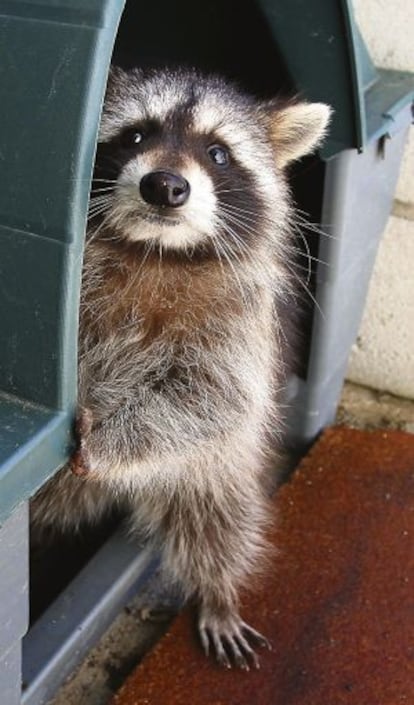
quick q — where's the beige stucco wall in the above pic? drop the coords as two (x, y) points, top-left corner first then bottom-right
(346, 1), (414, 398)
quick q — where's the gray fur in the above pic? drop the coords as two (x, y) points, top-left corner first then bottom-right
(32, 67), (330, 667)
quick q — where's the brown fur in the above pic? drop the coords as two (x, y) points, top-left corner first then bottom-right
(81, 241), (246, 342)
(31, 67), (331, 667)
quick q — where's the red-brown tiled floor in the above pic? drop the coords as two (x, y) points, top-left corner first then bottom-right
(111, 427), (414, 705)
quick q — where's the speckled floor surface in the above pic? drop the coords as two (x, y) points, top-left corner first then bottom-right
(49, 382), (414, 705)
(110, 426), (414, 705)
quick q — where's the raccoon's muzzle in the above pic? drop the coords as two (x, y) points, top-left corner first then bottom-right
(140, 170), (190, 208)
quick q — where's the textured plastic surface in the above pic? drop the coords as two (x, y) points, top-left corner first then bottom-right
(0, 504), (28, 705)
(0, 643), (22, 705)
(23, 531), (157, 705)
(256, 0), (414, 157)
(0, 0), (125, 523)
(0, 503), (29, 654)
(286, 105), (412, 446)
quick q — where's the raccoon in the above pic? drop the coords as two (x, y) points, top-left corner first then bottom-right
(32, 66), (330, 668)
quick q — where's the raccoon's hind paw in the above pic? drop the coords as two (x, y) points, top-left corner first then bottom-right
(198, 609), (271, 670)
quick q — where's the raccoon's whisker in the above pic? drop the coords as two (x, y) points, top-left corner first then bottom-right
(219, 213), (259, 246)
(88, 193), (114, 207)
(215, 225), (263, 310)
(219, 205), (263, 228)
(217, 209), (257, 235)
(291, 211), (337, 241)
(135, 240), (155, 281)
(218, 201), (261, 217)
(289, 227), (314, 266)
(91, 186), (116, 194)
(295, 231), (312, 286)
(215, 186), (248, 194)
(89, 192), (113, 202)
(87, 208), (112, 222)
(88, 198), (110, 210)
(289, 219), (331, 269)
(220, 234), (245, 267)
(218, 223), (250, 254)
(92, 178), (118, 183)
(215, 216), (250, 258)
(220, 222), (258, 251)
(210, 238), (227, 281)
(88, 201), (113, 214)
(225, 230), (251, 260)
(107, 204), (134, 237)
(87, 205), (112, 220)
(87, 215), (111, 243)
(272, 304), (289, 356)
(215, 236), (249, 306)
(219, 207), (259, 228)
(214, 227), (244, 272)
(91, 182), (116, 189)
(289, 245), (329, 267)
(218, 203), (261, 219)
(68, 177), (117, 185)
(284, 262), (325, 321)
(88, 197), (114, 208)
(118, 240), (154, 302)
(216, 203), (262, 220)
(285, 259), (317, 276)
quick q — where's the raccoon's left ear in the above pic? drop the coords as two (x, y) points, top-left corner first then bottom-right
(261, 100), (332, 168)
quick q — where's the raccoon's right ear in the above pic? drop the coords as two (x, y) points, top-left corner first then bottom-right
(260, 99), (332, 168)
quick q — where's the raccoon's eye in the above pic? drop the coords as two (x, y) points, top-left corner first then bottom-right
(119, 128), (144, 148)
(207, 144), (230, 167)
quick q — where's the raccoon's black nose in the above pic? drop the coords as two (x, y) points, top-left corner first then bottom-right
(140, 171), (190, 208)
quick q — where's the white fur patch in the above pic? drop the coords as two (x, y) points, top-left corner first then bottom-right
(108, 155), (217, 250)
(99, 83), (189, 142)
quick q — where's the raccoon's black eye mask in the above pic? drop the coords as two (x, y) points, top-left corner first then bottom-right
(120, 128), (144, 147)
(117, 119), (161, 151)
(117, 122), (231, 168)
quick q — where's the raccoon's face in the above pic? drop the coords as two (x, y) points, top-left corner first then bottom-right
(91, 67), (330, 255)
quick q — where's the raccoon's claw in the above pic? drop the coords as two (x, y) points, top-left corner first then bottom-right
(240, 621), (272, 651)
(198, 611), (270, 670)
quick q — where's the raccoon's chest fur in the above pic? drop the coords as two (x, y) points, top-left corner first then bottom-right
(78, 240), (275, 429)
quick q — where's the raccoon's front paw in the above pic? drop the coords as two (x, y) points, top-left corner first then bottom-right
(69, 407), (94, 477)
(198, 607), (271, 670)
(70, 447), (91, 477)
